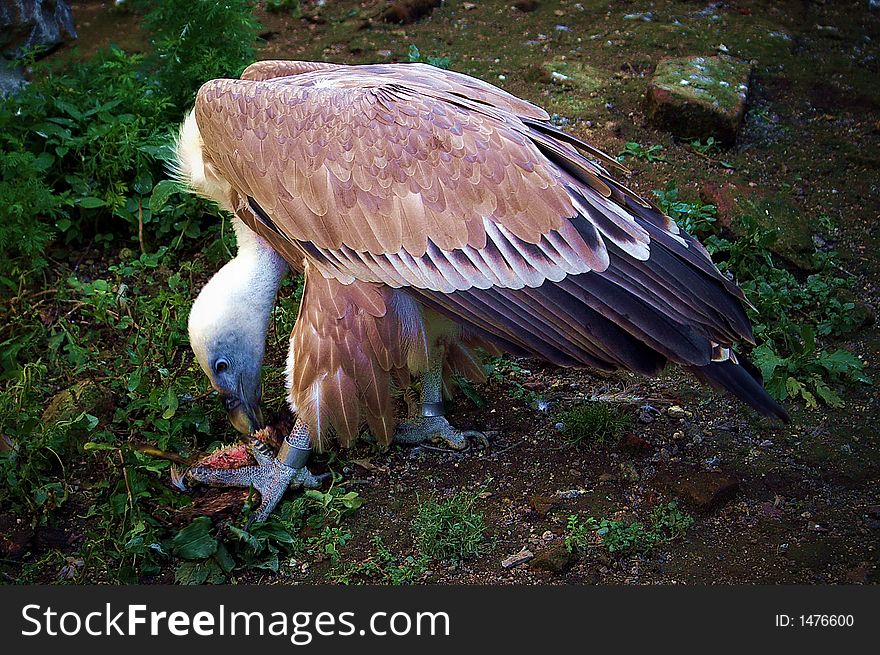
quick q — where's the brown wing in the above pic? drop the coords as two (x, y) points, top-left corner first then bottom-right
(240, 60), (341, 81)
(288, 263), (407, 449)
(287, 262), (499, 448)
(196, 69), (577, 258)
(197, 62), (786, 421)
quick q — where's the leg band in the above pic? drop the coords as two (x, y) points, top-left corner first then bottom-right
(276, 421), (311, 469)
(421, 401), (446, 417)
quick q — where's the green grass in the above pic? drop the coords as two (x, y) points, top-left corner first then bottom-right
(412, 490), (486, 565)
(557, 402), (632, 446)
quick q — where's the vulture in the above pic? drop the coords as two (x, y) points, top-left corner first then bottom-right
(175, 60), (788, 521)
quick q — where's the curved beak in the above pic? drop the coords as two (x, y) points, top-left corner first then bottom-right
(221, 382), (264, 435)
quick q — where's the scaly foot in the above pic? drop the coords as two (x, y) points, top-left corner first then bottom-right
(179, 438), (328, 525)
(393, 415), (490, 451)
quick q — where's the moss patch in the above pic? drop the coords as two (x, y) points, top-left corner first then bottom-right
(540, 58), (608, 120)
(646, 55), (752, 145)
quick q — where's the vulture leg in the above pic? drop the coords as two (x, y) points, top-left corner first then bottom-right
(393, 342), (490, 450)
(187, 419), (329, 525)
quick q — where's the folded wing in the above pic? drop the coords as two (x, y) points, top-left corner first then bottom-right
(195, 61), (788, 422)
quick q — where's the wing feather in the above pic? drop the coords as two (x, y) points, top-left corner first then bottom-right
(201, 61), (785, 421)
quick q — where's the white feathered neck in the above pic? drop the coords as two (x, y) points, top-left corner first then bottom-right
(176, 109), (288, 369)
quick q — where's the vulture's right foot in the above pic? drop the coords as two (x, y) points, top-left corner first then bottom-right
(177, 420), (329, 525)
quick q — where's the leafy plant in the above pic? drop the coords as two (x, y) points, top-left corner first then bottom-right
(142, 0), (261, 110)
(752, 328), (869, 408)
(652, 183), (870, 408)
(484, 356), (545, 408)
(407, 44), (451, 69)
(617, 141), (667, 163)
(652, 181), (717, 237)
(333, 536), (430, 585)
(565, 502), (693, 556)
(701, 211), (870, 406)
(170, 485), (364, 582)
(689, 137), (719, 156)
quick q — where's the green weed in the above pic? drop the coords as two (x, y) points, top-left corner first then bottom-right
(703, 212), (870, 406)
(333, 536), (430, 585)
(689, 137), (719, 156)
(412, 490), (486, 564)
(0, 0), (286, 584)
(407, 44), (452, 69)
(557, 402), (631, 446)
(617, 141), (667, 163)
(652, 181), (717, 237)
(565, 502), (694, 556)
(655, 183), (870, 408)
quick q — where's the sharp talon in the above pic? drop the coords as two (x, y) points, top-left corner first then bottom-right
(461, 431), (491, 450)
(170, 464), (189, 491)
(393, 415), (493, 452)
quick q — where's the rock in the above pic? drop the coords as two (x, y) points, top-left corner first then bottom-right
(645, 55), (752, 146)
(530, 543), (576, 573)
(528, 494), (559, 516)
(623, 12), (653, 21)
(699, 181), (762, 235)
(41, 380), (113, 438)
(501, 548), (534, 569)
(667, 405), (692, 419)
(844, 561), (875, 584)
(655, 466), (740, 511)
(0, 0), (76, 59)
(618, 434), (652, 456)
(513, 0), (539, 12)
(382, 0), (443, 24)
(0, 65), (26, 98)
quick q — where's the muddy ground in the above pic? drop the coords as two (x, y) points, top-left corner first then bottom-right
(16, 0), (880, 584)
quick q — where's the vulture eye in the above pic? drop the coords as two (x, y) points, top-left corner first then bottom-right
(214, 359), (229, 374)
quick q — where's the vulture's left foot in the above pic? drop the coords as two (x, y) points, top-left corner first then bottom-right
(182, 424), (329, 524)
(393, 415), (490, 451)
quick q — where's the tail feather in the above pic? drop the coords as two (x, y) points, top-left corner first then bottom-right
(688, 355), (790, 423)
